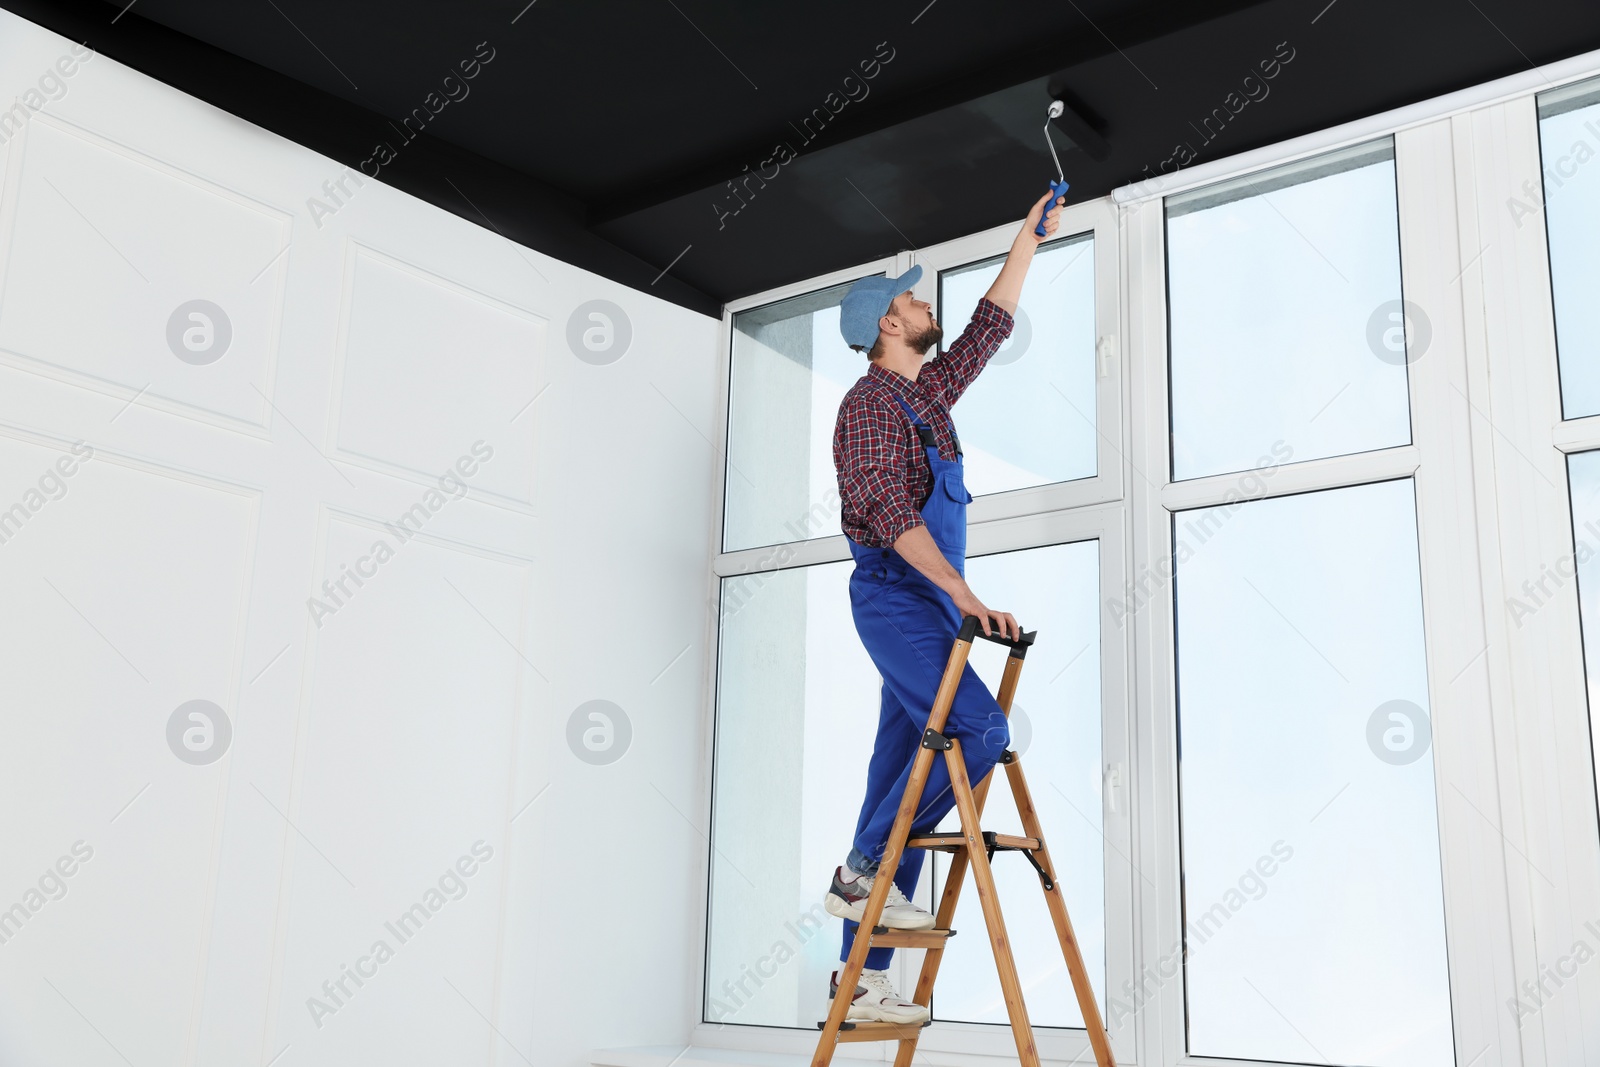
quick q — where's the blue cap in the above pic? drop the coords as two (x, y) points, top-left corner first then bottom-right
(838, 265), (923, 350)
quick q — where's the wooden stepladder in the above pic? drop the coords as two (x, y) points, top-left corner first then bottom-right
(812, 616), (1116, 1067)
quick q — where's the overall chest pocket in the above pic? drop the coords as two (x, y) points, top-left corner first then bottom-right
(941, 477), (973, 504)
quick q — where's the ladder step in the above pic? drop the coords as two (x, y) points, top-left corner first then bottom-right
(906, 831), (1041, 853)
(818, 1019), (932, 1042)
(869, 925), (955, 948)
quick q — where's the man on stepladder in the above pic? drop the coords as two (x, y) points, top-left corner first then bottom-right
(823, 189), (1063, 1024)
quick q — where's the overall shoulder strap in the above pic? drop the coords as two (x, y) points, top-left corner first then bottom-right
(890, 395), (938, 449)
(891, 394), (963, 458)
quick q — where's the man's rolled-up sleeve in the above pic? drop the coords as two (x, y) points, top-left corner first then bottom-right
(853, 465), (923, 546)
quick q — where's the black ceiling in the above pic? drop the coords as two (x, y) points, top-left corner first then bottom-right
(9, 0), (1600, 319)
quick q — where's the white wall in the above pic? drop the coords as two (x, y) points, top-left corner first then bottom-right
(0, 12), (718, 1066)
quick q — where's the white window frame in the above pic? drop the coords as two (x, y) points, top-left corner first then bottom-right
(676, 42), (1600, 1067)
(1456, 82), (1600, 1065)
(1125, 118), (1518, 1067)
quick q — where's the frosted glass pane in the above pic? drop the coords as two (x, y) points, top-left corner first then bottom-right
(1565, 452), (1600, 807)
(1174, 479), (1452, 1066)
(938, 235), (1097, 495)
(723, 279), (880, 552)
(705, 560), (885, 1027)
(1538, 81), (1600, 418)
(929, 540), (1105, 1029)
(1167, 141), (1411, 480)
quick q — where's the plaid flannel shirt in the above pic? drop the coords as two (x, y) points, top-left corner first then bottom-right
(833, 297), (1014, 547)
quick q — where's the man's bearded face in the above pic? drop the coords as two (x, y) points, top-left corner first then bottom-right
(891, 293), (942, 354)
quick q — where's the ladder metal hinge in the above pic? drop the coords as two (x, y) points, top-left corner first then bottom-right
(1023, 846), (1055, 891)
(921, 727), (953, 751)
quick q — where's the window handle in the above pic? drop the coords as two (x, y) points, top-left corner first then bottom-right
(1104, 761), (1124, 814)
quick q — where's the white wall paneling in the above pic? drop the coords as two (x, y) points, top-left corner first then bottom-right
(0, 11), (720, 1067)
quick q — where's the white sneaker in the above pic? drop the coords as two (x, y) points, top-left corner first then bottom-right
(824, 865), (936, 930)
(830, 968), (930, 1025)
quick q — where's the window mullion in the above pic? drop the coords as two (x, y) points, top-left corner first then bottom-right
(1471, 88), (1600, 1062)
(1397, 110), (1530, 1067)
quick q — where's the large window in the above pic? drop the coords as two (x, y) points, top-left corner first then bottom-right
(708, 204), (1121, 1058)
(1164, 139), (1452, 1066)
(701, 58), (1600, 1067)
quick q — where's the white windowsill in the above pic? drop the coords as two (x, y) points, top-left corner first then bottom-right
(593, 1020), (1111, 1067)
(591, 1044), (880, 1067)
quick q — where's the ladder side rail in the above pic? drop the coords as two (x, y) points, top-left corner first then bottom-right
(904, 651), (1026, 1016)
(1003, 755), (1117, 1067)
(810, 634), (977, 1067)
(947, 736), (1042, 1067)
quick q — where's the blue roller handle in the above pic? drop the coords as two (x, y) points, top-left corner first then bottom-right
(1035, 179), (1071, 237)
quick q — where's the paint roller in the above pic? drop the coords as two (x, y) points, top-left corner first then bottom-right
(1036, 100), (1072, 237)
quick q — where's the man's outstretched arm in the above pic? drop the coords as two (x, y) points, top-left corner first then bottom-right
(983, 186), (1064, 313)
(918, 189), (1063, 409)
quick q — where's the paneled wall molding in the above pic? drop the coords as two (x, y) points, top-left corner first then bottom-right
(0, 11), (720, 1067)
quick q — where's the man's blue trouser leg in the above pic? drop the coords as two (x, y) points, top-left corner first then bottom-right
(839, 552), (1009, 970)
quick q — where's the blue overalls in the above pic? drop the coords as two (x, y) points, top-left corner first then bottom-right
(840, 393), (1009, 971)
